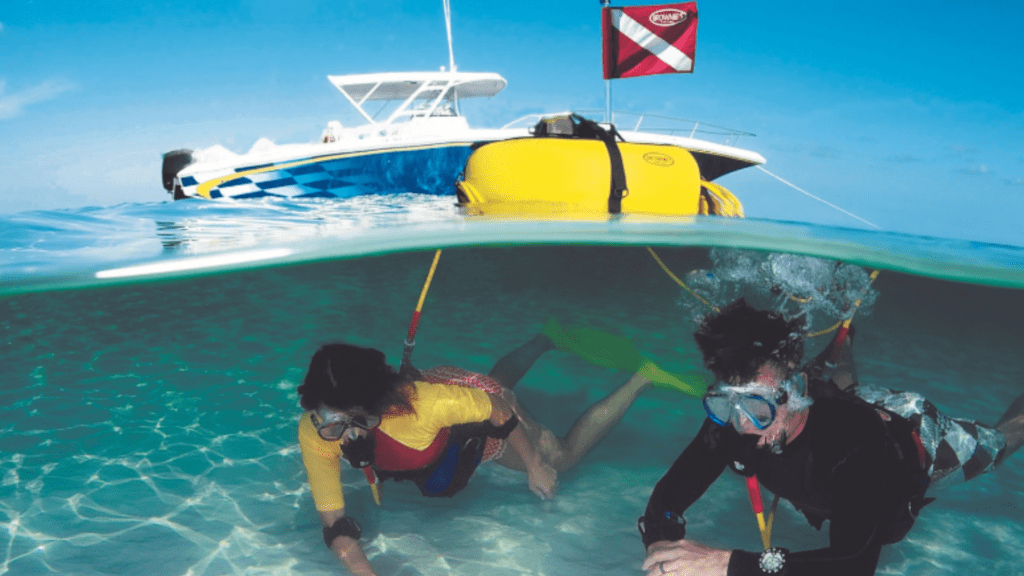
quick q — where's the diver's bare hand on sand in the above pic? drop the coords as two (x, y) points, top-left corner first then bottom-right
(643, 539), (730, 576)
(528, 462), (558, 500)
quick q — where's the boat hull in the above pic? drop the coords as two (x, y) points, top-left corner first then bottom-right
(173, 144), (476, 200)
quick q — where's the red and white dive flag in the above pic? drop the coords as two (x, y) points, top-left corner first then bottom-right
(602, 2), (698, 79)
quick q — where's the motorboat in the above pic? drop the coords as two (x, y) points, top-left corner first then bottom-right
(160, 0), (766, 214)
(161, 77), (766, 207)
(161, 70), (526, 200)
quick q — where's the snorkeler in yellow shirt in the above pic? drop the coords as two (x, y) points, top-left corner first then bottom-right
(297, 328), (664, 576)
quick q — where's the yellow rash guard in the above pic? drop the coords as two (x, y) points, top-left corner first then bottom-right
(298, 380), (494, 512)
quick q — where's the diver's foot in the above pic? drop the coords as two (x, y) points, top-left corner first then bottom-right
(637, 357), (708, 398)
(996, 413), (1024, 466)
(533, 332), (556, 353)
(540, 317), (569, 351)
(996, 391), (1024, 427)
(486, 331), (556, 389)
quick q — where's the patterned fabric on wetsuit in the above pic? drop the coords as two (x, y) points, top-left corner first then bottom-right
(419, 365), (507, 462)
(853, 383), (1006, 489)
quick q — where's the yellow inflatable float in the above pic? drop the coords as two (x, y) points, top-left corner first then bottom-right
(455, 114), (744, 217)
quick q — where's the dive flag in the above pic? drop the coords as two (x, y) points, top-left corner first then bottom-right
(602, 2), (698, 80)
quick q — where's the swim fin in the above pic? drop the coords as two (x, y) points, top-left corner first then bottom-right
(542, 318), (641, 371)
(542, 318), (706, 397)
(638, 357), (708, 398)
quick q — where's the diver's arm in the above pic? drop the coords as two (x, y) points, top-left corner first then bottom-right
(320, 509), (377, 576)
(641, 418), (733, 546)
(489, 394), (558, 500)
(299, 415), (372, 574)
(651, 444), (884, 573)
(639, 421), (734, 575)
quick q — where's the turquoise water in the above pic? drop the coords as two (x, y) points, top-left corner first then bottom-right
(2, 198), (1023, 575)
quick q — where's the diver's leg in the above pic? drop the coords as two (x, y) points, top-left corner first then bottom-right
(996, 390), (1024, 427)
(487, 334), (555, 390)
(495, 372), (651, 473)
(491, 390), (547, 472)
(831, 328), (858, 391)
(548, 372), (651, 471)
(805, 325), (858, 391)
(995, 391), (1024, 464)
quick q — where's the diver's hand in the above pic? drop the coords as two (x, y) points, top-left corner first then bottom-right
(642, 539), (730, 576)
(527, 462), (558, 500)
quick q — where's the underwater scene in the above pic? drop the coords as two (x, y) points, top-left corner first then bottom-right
(2, 200), (1024, 576)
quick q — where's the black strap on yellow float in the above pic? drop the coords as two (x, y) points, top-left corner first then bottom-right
(534, 114), (628, 213)
(577, 115), (628, 214)
(593, 122), (628, 214)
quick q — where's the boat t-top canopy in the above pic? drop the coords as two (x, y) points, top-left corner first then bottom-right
(326, 71), (507, 125)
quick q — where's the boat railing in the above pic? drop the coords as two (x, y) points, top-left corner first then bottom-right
(501, 110), (756, 147)
(500, 112), (573, 130)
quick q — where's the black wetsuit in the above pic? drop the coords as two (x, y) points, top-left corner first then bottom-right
(641, 396), (930, 575)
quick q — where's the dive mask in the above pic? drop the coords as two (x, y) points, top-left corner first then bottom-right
(702, 374), (805, 431)
(311, 407), (380, 442)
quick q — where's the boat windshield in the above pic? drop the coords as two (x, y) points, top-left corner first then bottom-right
(327, 71), (505, 125)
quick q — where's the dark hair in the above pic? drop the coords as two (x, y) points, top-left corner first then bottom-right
(297, 343), (415, 416)
(693, 298), (805, 383)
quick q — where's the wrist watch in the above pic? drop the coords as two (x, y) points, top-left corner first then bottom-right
(758, 547), (788, 573)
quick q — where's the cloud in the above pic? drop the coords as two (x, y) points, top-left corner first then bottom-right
(807, 145), (841, 160)
(957, 164), (995, 176)
(884, 154), (923, 164)
(0, 79), (76, 120)
(948, 144), (981, 155)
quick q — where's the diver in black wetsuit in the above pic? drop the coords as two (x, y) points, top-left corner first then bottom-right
(639, 298), (1024, 576)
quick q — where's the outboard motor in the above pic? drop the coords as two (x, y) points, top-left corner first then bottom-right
(161, 149), (195, 200)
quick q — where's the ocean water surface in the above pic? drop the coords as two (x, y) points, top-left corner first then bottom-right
(1, 197), (1023, 575)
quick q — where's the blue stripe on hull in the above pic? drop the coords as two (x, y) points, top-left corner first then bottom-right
(191, 145), (475, 200)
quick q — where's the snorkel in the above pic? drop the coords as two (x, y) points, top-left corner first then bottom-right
(401, 249), (442, 374)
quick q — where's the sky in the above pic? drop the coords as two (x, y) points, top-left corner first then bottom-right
(1, 0), (1023, 245)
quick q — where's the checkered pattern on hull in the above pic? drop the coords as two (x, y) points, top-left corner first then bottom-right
(181, 145), (474, 199)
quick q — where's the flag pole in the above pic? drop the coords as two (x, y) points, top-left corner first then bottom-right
(602, 0), (612, 123)
(605, 79), (612, 124)
(443, 0), (456, 71)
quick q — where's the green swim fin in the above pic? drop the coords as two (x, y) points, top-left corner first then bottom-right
(542, 318), (706, 397)
(543, 318), (641, 372)
(638, 357), (708, 398)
